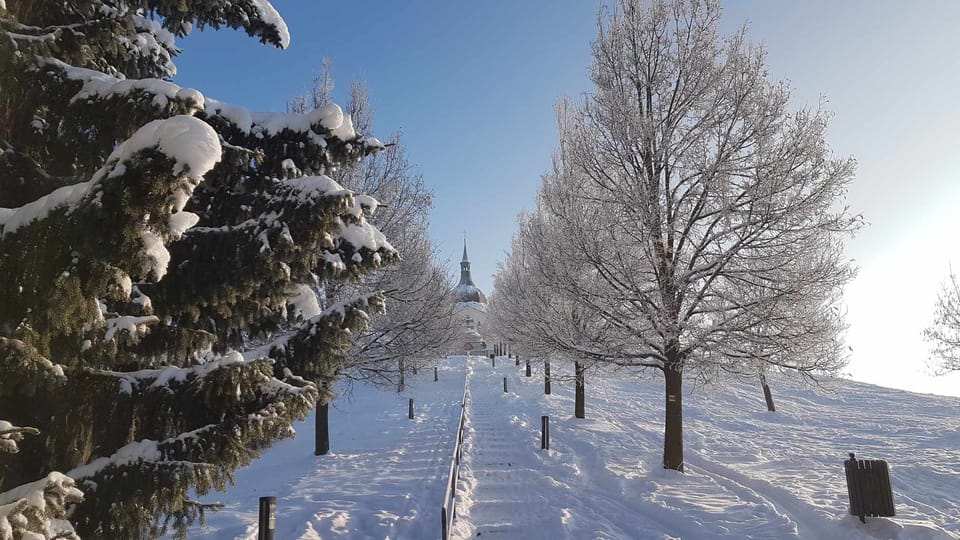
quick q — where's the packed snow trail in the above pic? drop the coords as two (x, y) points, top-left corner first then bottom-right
(181, 360), (467, 539)
(452, 356), (959, 540)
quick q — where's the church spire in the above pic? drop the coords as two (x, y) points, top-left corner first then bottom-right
(459, 238), (475, 287)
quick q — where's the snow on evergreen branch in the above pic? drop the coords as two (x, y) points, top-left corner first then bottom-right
(36, 57), (385, 153)
(0, 472), (83, 540)
(0, 421), (39, 454)
(0, 115), (220, 239)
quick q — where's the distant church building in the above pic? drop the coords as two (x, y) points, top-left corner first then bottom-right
(452, 240), (488, 354)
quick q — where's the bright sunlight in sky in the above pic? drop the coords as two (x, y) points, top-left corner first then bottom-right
(174, 0), (960, 397)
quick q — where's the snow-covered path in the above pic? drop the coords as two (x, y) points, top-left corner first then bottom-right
(182, 360), (468, 539)
(452, 356), (959, 540)
(182, 354), (958, 539)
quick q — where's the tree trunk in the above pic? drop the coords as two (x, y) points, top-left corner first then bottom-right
(663, 362), (684, 472)
(575, 362), (585, 419)
(760, 372), (776, 412)
(544, 361), (551, 394)
(398, 359), (405, 393)
(314, 401), (330, 456)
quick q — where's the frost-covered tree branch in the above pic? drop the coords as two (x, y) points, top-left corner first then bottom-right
(288, 65), (459, 392)
(490, 0), (860, 472)
(924, 270), (960, 374)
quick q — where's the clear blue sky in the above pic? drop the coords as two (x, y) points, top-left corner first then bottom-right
(173, 1), (960, 396)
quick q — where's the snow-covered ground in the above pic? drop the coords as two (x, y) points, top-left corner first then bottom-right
(186, 356), (959, 539)
(183, 361), (467, 539)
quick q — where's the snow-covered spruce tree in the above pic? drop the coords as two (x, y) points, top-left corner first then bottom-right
(0, 1), (395, 537)
(494, 0), (861, 472)
(289, 68), (460, 389)
(924, 270), (960, 374)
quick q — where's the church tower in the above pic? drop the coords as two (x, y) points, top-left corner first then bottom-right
(452, 239), (488, 353)
(453, 239), (486, 304)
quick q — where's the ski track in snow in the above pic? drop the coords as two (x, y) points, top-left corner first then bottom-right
(181, 355), (959, 539)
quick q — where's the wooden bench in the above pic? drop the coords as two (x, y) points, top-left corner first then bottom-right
(844, 453), (895, 523)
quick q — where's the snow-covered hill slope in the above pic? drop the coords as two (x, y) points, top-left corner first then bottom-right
(454, 358), (959, 540)
(184, 356), (959, 539)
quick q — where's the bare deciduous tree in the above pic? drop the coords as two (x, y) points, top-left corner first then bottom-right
(290, 62), (460, 389)
(491, 0), (860, 472)
(924, 270), (960, 374)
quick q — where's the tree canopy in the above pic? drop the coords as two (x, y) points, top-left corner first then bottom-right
(488, 0), (861, 472)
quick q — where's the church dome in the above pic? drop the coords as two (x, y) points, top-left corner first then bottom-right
(453, 283), (487, 305)
(452, 240), (487, 305)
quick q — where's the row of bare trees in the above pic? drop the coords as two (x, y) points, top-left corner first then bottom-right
(488, 0), (861, 472)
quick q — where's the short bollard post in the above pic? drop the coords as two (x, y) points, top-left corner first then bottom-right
(434, 366), (438, 382)
(258, 496), (276, 540)
(525, 357), (531, 377)
(541, 416), (549, 450)
(544, 361), (551, 395)
(516, 354), (520, 367)
(503, 377), (508, 393)
(408, 398), (414, 420)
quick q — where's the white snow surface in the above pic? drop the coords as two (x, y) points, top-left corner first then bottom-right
(180, 357), (960, 539)
(180, 361), (468, 539)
